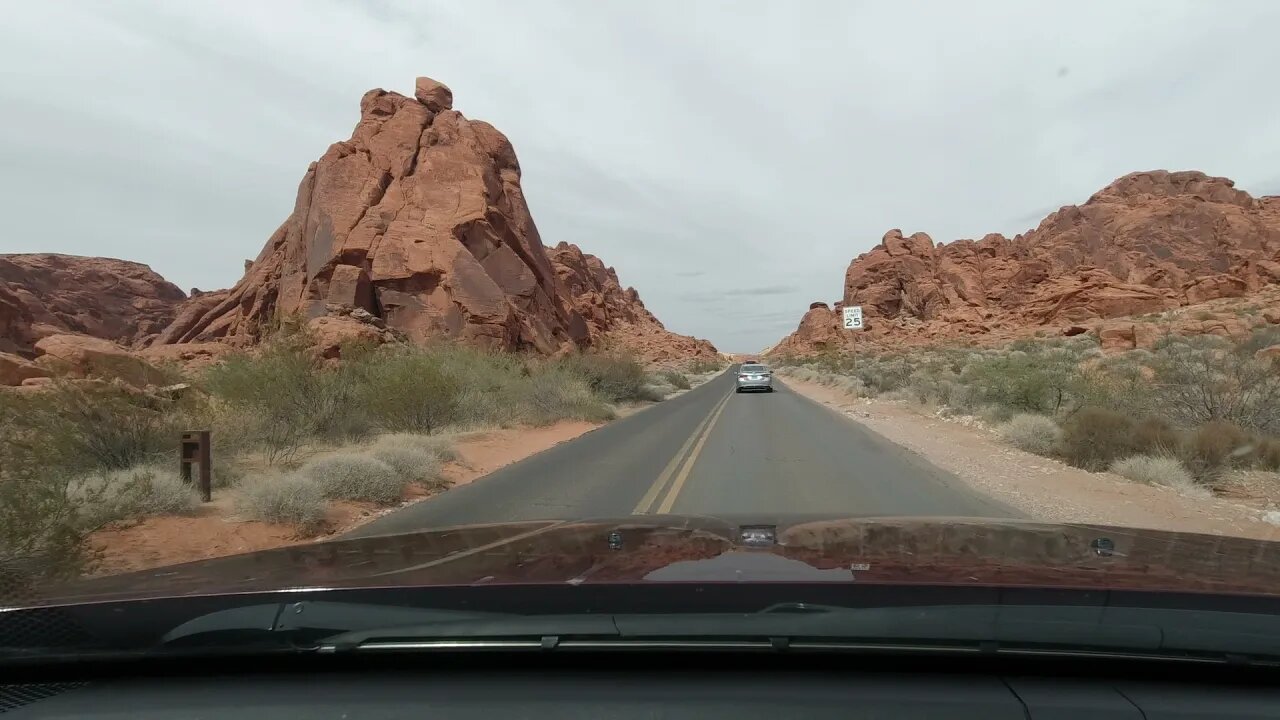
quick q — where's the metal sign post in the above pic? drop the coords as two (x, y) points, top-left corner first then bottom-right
(180, 430), (212, 502)
(842, 306), (864, 330)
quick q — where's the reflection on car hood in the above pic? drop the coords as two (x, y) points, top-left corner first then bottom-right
(20, 515), (1280, 607)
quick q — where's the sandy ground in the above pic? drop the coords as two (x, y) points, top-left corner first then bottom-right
(784, 376), (1280, 542)
(88, 420), (603, 575)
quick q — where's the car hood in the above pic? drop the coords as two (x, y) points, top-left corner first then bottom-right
(21, 515), (1280, 607)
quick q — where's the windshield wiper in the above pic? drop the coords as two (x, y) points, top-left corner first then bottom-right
(308, 603), (1280, 665)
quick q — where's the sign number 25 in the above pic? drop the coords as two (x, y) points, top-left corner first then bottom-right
(842, 306), (863, 330)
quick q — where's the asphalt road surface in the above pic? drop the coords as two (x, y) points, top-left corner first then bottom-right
(349, 366), (1020, 538)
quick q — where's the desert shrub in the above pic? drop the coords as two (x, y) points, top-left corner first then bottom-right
(348, 347), (462, 433)
(1148, 336), (1280, 433)
(368, 445), (443, 486)
(1256, 438), (1280, 472)
(1178, 420), (1255, 482)
(233, 473), (326, 531)
(204, 346), (358, 461)
(657, 369), (691, 390)
(70, 465), (201, 531)
(509, 367), (616, 425)
(960, 351), (1078, 415)
(1131, 416), (1184, 456)
(211, 457), (246, 490)
(996, 414), (1061, 456)
(856, 357), (913, 395)
(561, 353), (649, 403)
(16, 382), (181, 472)
(1059, 407), (1140, 471)
(373, 433), (459, 462)
(299, 454), (406, 505)
(977, 404), (1014, 425)
(1109, 455), (1207, 497)
(685, 358), (725, 374)
(1240, 326), (1280, 355)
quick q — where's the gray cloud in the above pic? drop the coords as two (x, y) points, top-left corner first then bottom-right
(3, 0), (1279, 353)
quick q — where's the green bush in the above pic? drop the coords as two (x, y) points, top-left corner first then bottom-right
(510, 367), (616, 425)
(995, 414), (1061, 456)
(233, 473), (327, 532)
(1059, 407), (1140, 471)
(349, 347), (462, 433)
(18, 382), (181, 471)
(657, 369), (691, 390)
(1109, 455), (1207, 497)
(299, 454), (406, 505)
(204, 345), (360, 461)
(561, 353), (649, 403)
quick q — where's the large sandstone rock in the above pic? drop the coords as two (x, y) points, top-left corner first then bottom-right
(548, 242), (719, 363)
(33, 334), (169, 388)
(774, 170), (1280, 355)
(0, 351), (47, 386)
(156, 77), (592, 355)
(0, 254), (186, 355)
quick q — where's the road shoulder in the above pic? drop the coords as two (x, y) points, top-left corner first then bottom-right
(782, 376), (1280, 541)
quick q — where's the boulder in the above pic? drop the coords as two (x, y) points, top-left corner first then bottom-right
(1257, 345), (1280, 363)
(33, 334), (169, 388)
(0, 351), (47, 386)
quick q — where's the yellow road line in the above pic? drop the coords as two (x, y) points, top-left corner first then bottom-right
(632, 391), (732, 514)
(654, 390), (732, 514)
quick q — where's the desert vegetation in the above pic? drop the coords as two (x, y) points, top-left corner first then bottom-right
(0, 327), (696, 581)
(777, 327), (1280, 493)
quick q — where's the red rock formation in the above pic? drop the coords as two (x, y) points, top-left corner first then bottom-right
(548, 242), (719, 363)
(0, 254), (186, 355)
(773, 170), (1280, 355)
(156, 77), (592, 355)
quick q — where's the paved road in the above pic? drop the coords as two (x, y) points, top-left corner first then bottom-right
(349, 367), (1019, 537)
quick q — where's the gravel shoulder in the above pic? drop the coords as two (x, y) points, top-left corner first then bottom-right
(784, 376), (1280, 541)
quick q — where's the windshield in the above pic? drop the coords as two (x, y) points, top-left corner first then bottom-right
(3, 1), (1280, 667)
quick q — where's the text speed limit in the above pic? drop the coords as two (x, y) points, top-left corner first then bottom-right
(842, 306), (863, 330)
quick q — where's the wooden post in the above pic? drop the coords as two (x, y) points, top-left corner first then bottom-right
(180, 430), (212, 502)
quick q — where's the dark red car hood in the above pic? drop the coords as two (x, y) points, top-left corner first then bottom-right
(21, 515), (1280, 608)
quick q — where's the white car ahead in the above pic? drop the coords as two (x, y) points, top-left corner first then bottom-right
(735, 363), (773, 393)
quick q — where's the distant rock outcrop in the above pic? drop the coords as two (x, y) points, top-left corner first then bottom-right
(549, 242), (719, 363)
(0, 254), (186, 356)
(772, 171), (1280, 355)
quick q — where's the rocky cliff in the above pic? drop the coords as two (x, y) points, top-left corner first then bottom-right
(549, 242), (719, 363)
(773, 170), (1280, 355)
(0, 254), (186, 356)
(153, 76), (714, 362)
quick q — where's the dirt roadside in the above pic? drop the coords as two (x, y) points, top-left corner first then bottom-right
(88, 420), (604, 575)
(783, 376), (1280, 542)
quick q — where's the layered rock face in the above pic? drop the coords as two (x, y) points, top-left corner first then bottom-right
(154, 76), (715, 362)
(0, 254), (186, 355)
(549, 242), (719, 363)
(773, 171), (1280, 355)
(157, 77), (591, 354)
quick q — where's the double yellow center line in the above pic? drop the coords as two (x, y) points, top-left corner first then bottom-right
(632, 389), (733, 515)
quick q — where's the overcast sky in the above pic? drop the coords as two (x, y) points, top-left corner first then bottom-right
(3, 1), (1280, 352)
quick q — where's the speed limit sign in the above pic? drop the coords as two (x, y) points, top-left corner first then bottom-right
(842, 306), (863, 330)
